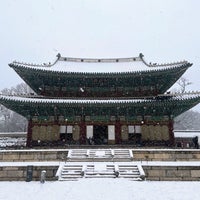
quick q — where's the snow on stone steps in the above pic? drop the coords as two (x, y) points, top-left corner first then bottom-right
(56, 163), (145, 181)
(59, 164), (83, 180)
(67, 149), (133, 162)
(85, 163), (116, 178)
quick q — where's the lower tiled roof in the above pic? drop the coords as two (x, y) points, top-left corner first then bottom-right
(0, 93), (200, 120)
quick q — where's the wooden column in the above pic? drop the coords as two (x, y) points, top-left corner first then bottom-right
(115, 120), (121, 144)
(26, 119), (33, 147)
(168, 119), (175, 146)
(80, 120), (86, 144)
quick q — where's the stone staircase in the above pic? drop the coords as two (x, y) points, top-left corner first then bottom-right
(56, 149), (145, 181)
(67, 149), (133, 162)
(57, 163), (145, 181)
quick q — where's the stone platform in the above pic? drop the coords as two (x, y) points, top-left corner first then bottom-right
(0, 148), (200, 181)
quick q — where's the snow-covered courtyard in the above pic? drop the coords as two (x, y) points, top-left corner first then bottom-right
(1, 179), (200, 200)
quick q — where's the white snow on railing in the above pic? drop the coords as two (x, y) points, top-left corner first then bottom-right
(111, 149), (115, 158)
(137, 164), (145, 180)
(67, 150), (72, 160)
(86, 150), (90, 157)
(55, 163), (64, 178)
(129, 149), (134, 160)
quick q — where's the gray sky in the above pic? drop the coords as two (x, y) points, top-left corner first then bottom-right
(0, 0), (200, 110)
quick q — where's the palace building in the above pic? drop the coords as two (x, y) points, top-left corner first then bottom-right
(0, 53), (200, 147)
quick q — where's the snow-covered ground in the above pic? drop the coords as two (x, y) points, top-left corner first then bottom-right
(1, 137), (200, 200)
(0, 179), (200, 200)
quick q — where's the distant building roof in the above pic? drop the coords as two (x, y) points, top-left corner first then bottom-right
(174, 130), (200, 138)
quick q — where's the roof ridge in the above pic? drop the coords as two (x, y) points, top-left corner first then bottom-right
(9, 53), (190, 69)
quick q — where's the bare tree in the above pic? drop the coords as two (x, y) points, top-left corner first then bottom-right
(173, 77), (200, 130)
(0, 83), (29, 132)
(177, 77), (192, 93)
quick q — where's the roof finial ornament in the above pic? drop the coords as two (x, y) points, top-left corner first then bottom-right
(139, 53), (144, 58)
(56, 53), (61, 59)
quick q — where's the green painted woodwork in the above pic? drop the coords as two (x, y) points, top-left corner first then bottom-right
(10, 63), (191, 97)
(1, 95), (200, 122)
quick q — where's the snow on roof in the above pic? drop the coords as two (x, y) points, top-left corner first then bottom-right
(1, 93), (200, 104)
(11, 53), (188, 73)
(0, 95), (148, 104)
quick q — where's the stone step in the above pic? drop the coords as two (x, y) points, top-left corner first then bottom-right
(62, 166), (82, 170)
(62, 171), (82, 175)
(85, 175), (116, 178)
(67, 158), (131, 162)
(60, 176), (81, 180)
(61, 173), (82, 177)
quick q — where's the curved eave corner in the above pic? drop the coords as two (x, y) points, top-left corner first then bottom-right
(171, 95), (200, 117)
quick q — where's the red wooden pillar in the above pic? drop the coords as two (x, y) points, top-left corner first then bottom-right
(80, 120), (86, 144)
(115, 120), (121, 144)
(26, 120), (33, 147)
(168, 119), (175, 146)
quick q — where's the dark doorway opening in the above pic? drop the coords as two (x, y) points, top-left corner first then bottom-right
(93, 125), (108, 145)
(128, 133), (142, 146)
(60, 133), (73, 144)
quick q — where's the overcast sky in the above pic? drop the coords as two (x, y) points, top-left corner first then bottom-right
(0, 0), (200, 110)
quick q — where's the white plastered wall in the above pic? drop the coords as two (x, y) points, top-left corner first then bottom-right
(86, 125), (93, 138)
(108, 125), (115, 140)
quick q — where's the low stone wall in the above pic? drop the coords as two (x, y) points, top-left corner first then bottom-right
(0, 149), (68, 162)
(0, 165), (58, 181)
(0, 149), (66, 181)
(1, 149), (200, 162)
(1, 149), (200, 181)
(133, 149), (200, 161)
(143, 166), (200, 181)
(1, 164), (200, 181)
